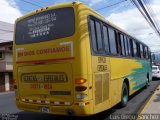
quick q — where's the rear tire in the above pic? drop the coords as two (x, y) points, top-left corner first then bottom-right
(145, 75), (149, 89)
(120, 83), (128, 107)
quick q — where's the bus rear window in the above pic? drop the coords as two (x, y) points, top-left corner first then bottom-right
(16, 7), (75, 44)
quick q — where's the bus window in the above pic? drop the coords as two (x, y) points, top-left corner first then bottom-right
(102, 26), (110, 54)
(108, 27), (117, 55)
(95, 21), (104, 53)
(140, 44), (144, 58)
(90, 20), (98, 53)
(120, 34), (125, 56)
(132, 40), (137, 57)
(16, 7), (75, 44)
(124, 36), (129, 56)
(127, 38), (132, 56)
(136, 42), (141, 58)
(146, 47), (149, 59)
(144, 46), (147, 58)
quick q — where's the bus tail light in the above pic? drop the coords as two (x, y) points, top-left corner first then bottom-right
(13, 79), (16, 84)
(16, 97), (19, 101)
(13, 79), (17, 89)
(75, 78), (86, 84)
(75, 86), (87, 91)
(76, 93), (87, 99)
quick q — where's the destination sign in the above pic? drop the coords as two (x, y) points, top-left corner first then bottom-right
(21, 73), (67, 83)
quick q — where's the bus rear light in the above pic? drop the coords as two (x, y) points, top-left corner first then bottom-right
(75, 79), (86, 84)
(13, 79), (16, 85)
(75, 86), (87, 91)
(14, 85), (17, 89)
(16, 97), (19, 101)
(76, 93), (87, 99)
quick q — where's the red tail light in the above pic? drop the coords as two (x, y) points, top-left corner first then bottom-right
(75, 86), (87, 91)
(13, 79), (17, 89)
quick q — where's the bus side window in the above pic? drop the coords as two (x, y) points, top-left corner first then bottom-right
(127, 38), (131, 56)
(90, 19), (98, 53)
(120, 34), (126, 56)
(102, 25), (110, 54)
(95, 21), (104, 53)
(146, 47), (149, 59)
(130, 39), (133, 57)
(136, 42), (141, 58)
(108, 27), (117, 55)
(118, 33), (125, 56)
(144, 46), (147, 59)
(124, 36), (129, 56)
(140, 44), (144, 58)
(132, 40), (138, 57)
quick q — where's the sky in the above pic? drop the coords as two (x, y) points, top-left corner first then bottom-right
(0, 0), (160, 52)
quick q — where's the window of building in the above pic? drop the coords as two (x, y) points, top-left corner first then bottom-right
(0, 52), (3, 59)
(108, 27), (117, 55)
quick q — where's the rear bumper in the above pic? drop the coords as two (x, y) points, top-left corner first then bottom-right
(16, 100), (94, 116)
(152, 74), (160, 78)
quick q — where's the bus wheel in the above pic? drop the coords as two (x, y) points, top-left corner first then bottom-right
(121, 83), (128, 107)
(145, 75), (149, 88)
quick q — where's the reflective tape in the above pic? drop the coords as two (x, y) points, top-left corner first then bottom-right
(21, 98), (71, 105)
(74, 102), (90, 106)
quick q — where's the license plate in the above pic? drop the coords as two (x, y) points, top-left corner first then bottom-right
(41, 107), (50, 113)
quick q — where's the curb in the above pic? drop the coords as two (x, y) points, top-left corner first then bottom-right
(140, 85), (160, 114)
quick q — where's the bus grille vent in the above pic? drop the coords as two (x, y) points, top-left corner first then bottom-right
(95, 73), (109, 105)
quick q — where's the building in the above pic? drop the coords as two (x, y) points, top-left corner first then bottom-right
(0, 21), (14, 92)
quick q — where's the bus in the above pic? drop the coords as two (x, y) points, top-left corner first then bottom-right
(13, 2), (152, 116)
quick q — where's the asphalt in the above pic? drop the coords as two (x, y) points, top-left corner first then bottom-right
(0, 79), (160, 120)
(0, 91), (21, 114)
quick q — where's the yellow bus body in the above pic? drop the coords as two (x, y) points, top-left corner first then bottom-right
(13, 2), (151, 116)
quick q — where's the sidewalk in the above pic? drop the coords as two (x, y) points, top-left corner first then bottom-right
(0, 91), (14, 95)
(140, 85), (160, 114)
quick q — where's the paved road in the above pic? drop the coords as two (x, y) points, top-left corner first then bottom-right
(0, 79), (160, 120)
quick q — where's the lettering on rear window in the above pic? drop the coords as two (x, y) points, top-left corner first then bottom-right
(16, 7), (75, 44)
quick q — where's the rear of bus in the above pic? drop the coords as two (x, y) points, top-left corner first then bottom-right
(13, 2), (93, 116)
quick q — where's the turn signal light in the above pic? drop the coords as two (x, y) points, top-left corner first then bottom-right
(75, 79), (86, 84)
(75, 86), (87, 91)
(13, 79), (16, 84)
(13, 79), (17, 89)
